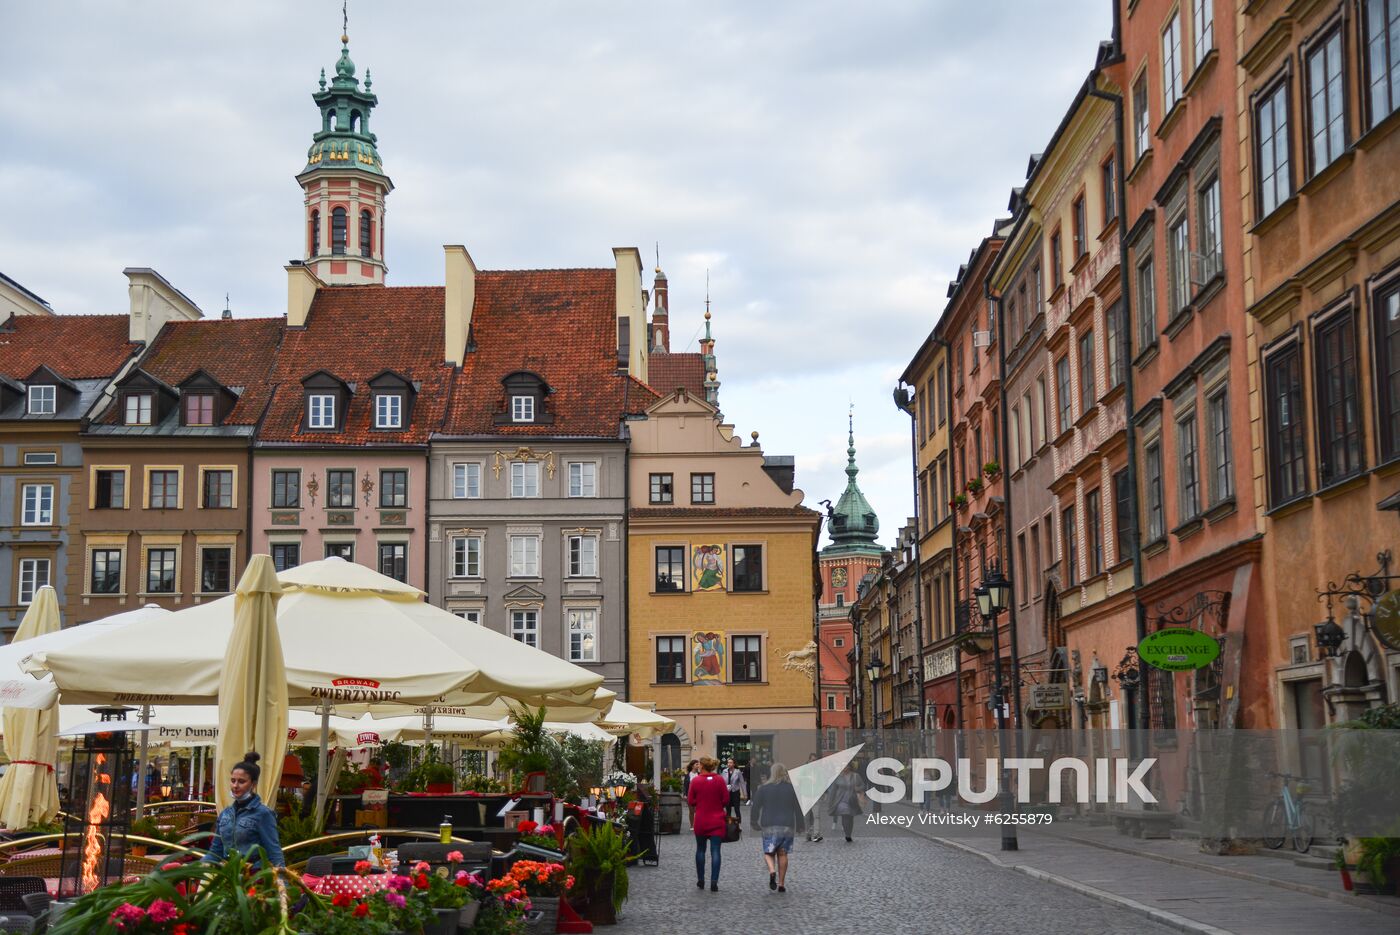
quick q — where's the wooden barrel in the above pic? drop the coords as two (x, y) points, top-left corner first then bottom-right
(657, 791), (683, 834)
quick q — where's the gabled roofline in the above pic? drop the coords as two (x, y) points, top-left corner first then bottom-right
(22, 364), (80, 392)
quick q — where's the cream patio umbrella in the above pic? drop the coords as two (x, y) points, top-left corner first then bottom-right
(0, 586), (63, 829)
(595, 701), (676, 740)
(24, 559), (601, 712)
(215, 555), (289, 809)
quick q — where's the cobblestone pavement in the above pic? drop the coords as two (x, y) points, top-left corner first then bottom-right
(610, 815), (1183, 935)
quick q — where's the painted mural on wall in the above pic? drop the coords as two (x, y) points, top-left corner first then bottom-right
(692, 630), (726, 685)
(692, 544), (726, 591)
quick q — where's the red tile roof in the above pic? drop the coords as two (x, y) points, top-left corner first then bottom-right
(441, 269), (658, 438)
(0, 314), (138, 380)
(122, 317), (284, 425)
(259, 286), (455, 445)
(647, 351), (705, 397)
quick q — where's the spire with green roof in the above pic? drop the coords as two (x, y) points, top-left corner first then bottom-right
(821, 412), (881, 556)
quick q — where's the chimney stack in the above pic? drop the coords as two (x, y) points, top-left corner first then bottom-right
(124, 268), (203, 343)
(613, 247), (646, 380)
(444, 245), (477, 367)
(285, 262), (322, 328)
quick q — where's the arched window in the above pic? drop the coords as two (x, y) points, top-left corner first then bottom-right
(323, 109), (334, 133)
(331, 207), (347, 255)
(309, 210), (320, 256)
(350, 110), (362, 133)
(360, 210), (373, 258)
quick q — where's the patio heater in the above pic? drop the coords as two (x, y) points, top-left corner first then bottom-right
(59, 708), (134, 897)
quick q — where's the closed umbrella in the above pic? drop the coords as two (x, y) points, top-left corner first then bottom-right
(215, 555), (288, 809)
(0, 586), (62, 829)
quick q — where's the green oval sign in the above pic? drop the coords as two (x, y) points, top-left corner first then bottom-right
(1137, 628), (1221, 671)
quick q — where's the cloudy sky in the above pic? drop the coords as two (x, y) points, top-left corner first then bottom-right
(1, 1), (1110, 546)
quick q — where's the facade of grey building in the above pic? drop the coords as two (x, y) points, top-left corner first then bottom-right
(426, 439), (629, 696)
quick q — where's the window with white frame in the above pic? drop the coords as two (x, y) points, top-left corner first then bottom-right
(510, 461), (540, 498)
(375, 393), (402, 429)
(23, 452), (57, 465)
(21, 483), (54, 526)
(1163, 13), (1183, 111)
(1256, 78), (1293, 217)
(568, 462), (596, 497)
(18, 558), (49, 604)
(1192, 0), (1214, 67)
(125, 393), (153, 426)
(308, 393), (336, 429)
(511, 609), (539, 648)
(568, 608), (598, 662)
(1168, 213), (1191, 315)
(27, 385), (55, 415)
(452, 462), (481, 499)
(1133, 75), (1151, 160)
(568, 534), (598, 577)
(1176, 406), (1201, 522)
(511, 395), (535, 422)
(1136, 249), (1157, 352)
(453, 610), (482, 625)
(451, 536), (482, 578)
(1306, 26), (1346, 174)
(509, 535), (540, 577)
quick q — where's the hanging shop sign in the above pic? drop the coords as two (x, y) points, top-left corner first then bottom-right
(1371, 590), (1400, 651)
(1029, 684), (1070, 710)
(1136, 628), (1221, 671)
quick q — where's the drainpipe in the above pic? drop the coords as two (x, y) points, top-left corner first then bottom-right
(621, 432), (631, 702)
(813, 515), (826, 740)
(1087, 82), (1149, 730)
(931, 335), (963, 733)
(986, 281), (1025, 728)
(893, 384), (927, 727)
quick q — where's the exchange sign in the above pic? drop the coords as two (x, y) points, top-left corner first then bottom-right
(1137, 628), (1221, 671)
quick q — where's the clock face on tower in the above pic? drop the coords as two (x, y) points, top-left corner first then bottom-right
(831, 567), (848, 589)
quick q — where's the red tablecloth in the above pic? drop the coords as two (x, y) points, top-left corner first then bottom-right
(302, 873), (390, 898)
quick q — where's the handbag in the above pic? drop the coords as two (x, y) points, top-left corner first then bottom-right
(723, 815), (742, 843)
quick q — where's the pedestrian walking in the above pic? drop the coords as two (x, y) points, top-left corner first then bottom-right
(721, 757), (747, 820)
(751, 763), (804, 893)
(687, 757), (729, 891)
(682, 759), (699, 828)
(828, 760), (866, 842)
(799, 753), (824, 842)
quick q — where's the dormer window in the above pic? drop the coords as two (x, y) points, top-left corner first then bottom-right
(375, 393), (402, 429)
(27, 385), (55, 415)
(125, 393), (153, 426)
(185, 393), (214, 426)
(309, 394), (336, 429)
(495, 371), (554, 426)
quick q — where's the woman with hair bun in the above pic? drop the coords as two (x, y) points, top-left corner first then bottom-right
(203, 751), (285, 867)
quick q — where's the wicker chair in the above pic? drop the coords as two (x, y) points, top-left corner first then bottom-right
(0, 857), (64, 881)
(0, 877), (48, 933)
(303, 855), (335, 877)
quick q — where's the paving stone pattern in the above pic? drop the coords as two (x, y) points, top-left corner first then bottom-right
(610, 811), (1182, 935)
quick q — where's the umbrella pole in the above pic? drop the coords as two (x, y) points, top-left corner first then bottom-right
(316, 705), (330, 821)
(194, 747), (204, 802)
(652, 735), (661, 788)
(135, 704), (151, 814)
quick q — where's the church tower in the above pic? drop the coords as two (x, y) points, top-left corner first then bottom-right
(297, 27), (392, 285)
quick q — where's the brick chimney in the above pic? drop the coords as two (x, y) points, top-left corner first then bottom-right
(651, 266), (670, 352)
(285, 262), (322, 329)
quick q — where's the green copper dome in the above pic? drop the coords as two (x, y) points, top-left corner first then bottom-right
(822, 414), (881, 556)
(301, 38), (386, 177)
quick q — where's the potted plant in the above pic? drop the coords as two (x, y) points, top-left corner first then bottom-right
(1352, 836), (1400, 895)
(965, 477), (983, 495)
(422, 761), (455, 795)
(982, 460), (1001, 479)
(567, 821), (636, 926)
(126, 817), (170, 857)
(500, 859), (572, 934)
(950, 494), (968, 511)
(515, 820), (566, 859)
(499, 706), (557, 787)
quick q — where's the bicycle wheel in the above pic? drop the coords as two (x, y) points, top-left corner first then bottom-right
(1261, 800), (1285, 849)
(1291, 804), (1314, 854)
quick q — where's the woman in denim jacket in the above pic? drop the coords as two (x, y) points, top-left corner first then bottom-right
(204, 752), (285, 867)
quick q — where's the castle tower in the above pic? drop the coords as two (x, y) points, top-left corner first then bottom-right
(297, 29), (393, 285)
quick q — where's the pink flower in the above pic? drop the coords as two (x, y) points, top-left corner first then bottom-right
(536, 824), (555, 835)
(386, 874), (413, 893)
(148, 900), (181, 924)
(445, 850), (464, 863)
(108, 903), (147, 930)
(413, 860), (431, 874)
(383, 891), (406, 909)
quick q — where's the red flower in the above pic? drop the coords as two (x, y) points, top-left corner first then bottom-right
(517, 820), (538, 835)
(353, 902), (370, 918)
(353, 860), (373, 876)
(414, 873), (430, 890)
(331, 892), (352, 908)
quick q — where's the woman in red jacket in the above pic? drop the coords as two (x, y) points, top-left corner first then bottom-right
(687, 756), (729, 891)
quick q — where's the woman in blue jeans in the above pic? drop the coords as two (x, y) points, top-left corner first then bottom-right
(203, 752), (285, 867)
(687, 757), (729, 890)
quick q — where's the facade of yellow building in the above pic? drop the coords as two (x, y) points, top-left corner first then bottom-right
(626, 388), (820, 774)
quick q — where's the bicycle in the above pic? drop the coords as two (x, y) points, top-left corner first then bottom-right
(1262, 771), (1314, 853)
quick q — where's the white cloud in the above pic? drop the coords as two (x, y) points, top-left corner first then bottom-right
(0, 0), (1110, 545)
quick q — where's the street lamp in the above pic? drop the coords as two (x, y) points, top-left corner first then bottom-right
(1314, 615), (1346, 659)
(977, 563), (1019, 851)
(866, 653), (883, 734)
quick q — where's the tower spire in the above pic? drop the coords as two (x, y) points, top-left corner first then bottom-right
(823, 406), (881, 553)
